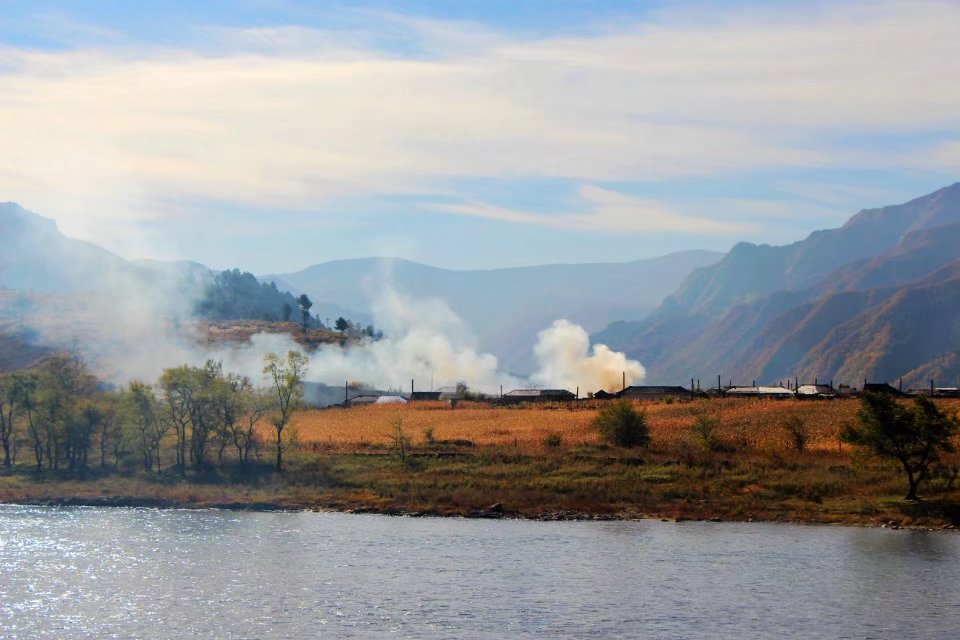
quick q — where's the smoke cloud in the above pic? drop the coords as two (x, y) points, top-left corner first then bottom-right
(530, 319), (645, 392)
(10, 267), (642, 396)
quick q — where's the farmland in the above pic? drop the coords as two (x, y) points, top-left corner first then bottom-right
(3, 397), (959, 528)
(289, 398), (874, 452)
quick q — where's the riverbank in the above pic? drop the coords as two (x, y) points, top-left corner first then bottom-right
(2, 443), (958, 529)
(2, 399), (958, 528)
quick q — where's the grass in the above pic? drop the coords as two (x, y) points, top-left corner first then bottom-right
(2, 398), (959, 527)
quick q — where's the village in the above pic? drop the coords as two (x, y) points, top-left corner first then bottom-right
(331, 377), (960, 408)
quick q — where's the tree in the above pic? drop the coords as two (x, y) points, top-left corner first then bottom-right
(127, 381), (163, 473)
(297, 294), (313, 334)
(594, 399), (650, 447)
(32, 356), (97, 471)
(334, 316), (349, 334)
(0, 372), (28, 467)
(842, 393), (959, 500)
(263, 351), (309, 472)
(281, 302), (293, 322)
(159, 366), (196, 474)
(228, 385), (270, 466)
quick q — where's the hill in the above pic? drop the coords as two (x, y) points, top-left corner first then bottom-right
(595, 183), (960, 387)
(265, 251), (722, 374)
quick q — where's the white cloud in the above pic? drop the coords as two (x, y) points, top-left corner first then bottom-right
(1, 1), (959, 246)
(430, 185), (753, 234)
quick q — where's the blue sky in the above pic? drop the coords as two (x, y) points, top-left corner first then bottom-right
(1, 0), (958, 272)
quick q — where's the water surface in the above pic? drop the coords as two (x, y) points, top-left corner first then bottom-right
(0, 506), (957, 638)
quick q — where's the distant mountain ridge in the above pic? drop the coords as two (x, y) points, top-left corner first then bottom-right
(264, 251), (723, 373)
(595, 183), (960, 388)
(2, 201), (721, 376)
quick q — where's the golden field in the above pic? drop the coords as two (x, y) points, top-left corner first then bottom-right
(290, 398), (960, 452)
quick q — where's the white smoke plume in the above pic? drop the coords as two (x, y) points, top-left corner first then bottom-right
(16, 279), (642, 396)
(530, 319), (646, 392)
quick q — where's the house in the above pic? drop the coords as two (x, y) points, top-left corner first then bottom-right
(500, 388), (576, 404)
(592, 389), (617, 400)
(410, 391), (442, 401)
(863, 383), (906, 396)
(346, 394), (409, 407)
(615, 385), (693, 401)
(796, 384), (836, 399)
(724, 385), (794, 399)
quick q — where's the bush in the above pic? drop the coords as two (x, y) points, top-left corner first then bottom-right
(422, 426), (436, 445)
(690, 413), (722, 452)
(543, 433), (563, 448)
(593, 400), (650, 447)
(782, 416), (809, 452)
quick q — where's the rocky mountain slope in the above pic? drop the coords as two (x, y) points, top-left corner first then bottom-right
(595, 183), (960, 387)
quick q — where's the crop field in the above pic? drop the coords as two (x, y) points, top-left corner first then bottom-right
(291, 398), (960, 452)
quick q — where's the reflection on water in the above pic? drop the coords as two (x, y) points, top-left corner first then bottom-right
(0, 506), (958, 639)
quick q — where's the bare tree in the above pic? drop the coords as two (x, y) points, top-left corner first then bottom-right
(263, 351), (309, 472)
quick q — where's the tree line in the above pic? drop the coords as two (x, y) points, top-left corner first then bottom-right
(0, 351), (308, 474)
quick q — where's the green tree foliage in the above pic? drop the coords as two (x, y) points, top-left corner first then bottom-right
(263, 350), (309, 472)
(0, 356), (285, 475)
(297, 294), (313, 334)
(842, 392), (959, 500)
(196, 269), (306, 323)
(0, 372), (33, 467)
(126, 381), (164, 472)
(334, 316), (349, 333)
(594, 399), (651, 447)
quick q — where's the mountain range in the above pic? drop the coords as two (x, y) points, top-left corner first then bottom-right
(594, 183), (960, 388)
(5, 181), (960, 388)
(0, 201), (719, 375)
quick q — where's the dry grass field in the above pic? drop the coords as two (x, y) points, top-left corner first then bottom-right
(291, 398), (958, 452)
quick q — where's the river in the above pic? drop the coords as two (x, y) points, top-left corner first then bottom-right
(0, 506), (957, 638)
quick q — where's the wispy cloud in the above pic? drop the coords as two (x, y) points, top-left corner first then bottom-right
(430, 185), (754, 235)
(1, 1), (959, 250)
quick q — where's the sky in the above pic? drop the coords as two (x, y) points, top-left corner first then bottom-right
(1, 0), (959, 273)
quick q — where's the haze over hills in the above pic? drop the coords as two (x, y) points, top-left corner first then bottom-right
(1, 200), (718, 383)
(595, 183), (960, 388)
(264, 251), (723, 374)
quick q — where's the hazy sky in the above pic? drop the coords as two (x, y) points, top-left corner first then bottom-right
(2, 0), (959, 273)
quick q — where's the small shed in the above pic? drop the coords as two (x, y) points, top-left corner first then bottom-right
(616, 385), (692, 401)
(347, 394), (408, 407)
(863, 383), (906, 396)
(501, 388), (576, 404)
(592, 390), (617, 400)
(796, 384), (836, 399)
(410, 391), (442, 401)
(724, 385), (794, 399)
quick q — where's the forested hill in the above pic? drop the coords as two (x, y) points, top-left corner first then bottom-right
(194, 269), (313, 325)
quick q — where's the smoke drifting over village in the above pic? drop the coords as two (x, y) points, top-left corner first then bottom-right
(66, 285), (644, 396)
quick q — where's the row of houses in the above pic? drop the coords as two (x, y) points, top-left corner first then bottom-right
(339, 381), (960, 407)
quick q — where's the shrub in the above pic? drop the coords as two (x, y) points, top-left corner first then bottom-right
(782, 416), (809, 452)
(543, 433), (563, 448)
(593, 400), (650, 447)
(691, 413), (722, 452)
(422, 426), (436, 445)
